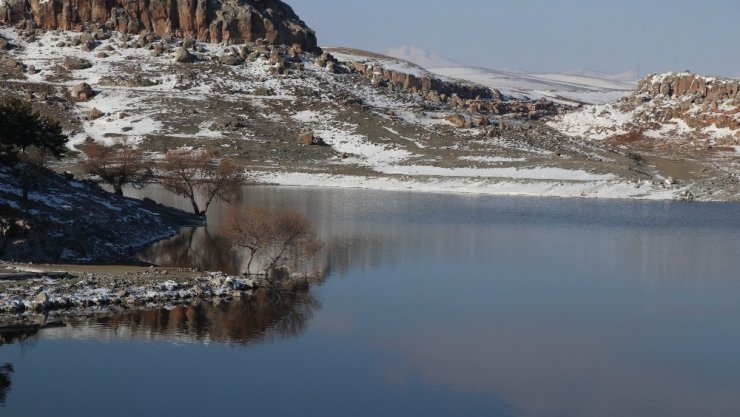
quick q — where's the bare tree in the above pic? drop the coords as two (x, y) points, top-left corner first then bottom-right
(80, 139), (153, 196)
(224, 206), (321, 275)
(158, 149), (243, 216)
(264, 210), (321, 271)
(224, 207), (271, 274)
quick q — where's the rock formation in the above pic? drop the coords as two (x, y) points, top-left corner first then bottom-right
(629, 73), (740, 131)
(349, 59), (498, 101)
(341, 57), (560, 119)
(553, 72), (740, 143)
(636, 73), (740, 103)
(0, 0), (318, 51)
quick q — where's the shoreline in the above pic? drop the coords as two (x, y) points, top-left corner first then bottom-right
(247, 171), (704, 202)
(0, 261), (312, 325)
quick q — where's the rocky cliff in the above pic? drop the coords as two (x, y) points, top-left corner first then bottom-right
(631, 73), (740, 130)
(327, 48), (561, 120)
(0, 0), (318, 50)
(552, 72), (740, 144)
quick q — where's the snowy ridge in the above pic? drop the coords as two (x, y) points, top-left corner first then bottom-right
(431, 66), (634, 105)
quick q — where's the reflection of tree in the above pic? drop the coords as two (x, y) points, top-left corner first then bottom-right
(91, 287), (321, 345)
(0, 364), (13, 406)
(223, 206), (321, 275)
(139, 226), (243, 275)
(141, 208), (325, 277)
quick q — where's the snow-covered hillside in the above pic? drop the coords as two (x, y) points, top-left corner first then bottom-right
(0, 164), (201, 263)
(2, 26), (737, 201)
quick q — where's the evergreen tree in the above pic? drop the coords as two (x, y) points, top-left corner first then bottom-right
(0, 96), (68, 162)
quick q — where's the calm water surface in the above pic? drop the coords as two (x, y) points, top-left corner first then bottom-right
(3, 187), (740, 417)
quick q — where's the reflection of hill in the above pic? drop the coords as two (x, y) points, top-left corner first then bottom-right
(0, 325), (40, 346)
(42, 288), (321, 346)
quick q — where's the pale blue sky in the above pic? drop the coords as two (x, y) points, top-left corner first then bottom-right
(288, 0), (740, 77)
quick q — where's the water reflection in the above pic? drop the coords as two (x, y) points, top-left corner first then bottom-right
(140, 227), (242, 274)
(0, 363), (12, 406)
(42, 185), (740, 417)
(42, 288), (321, 346)
(135, 185), (740, 284)
(0, 325), (40, 346)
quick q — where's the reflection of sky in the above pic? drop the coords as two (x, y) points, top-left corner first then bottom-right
(4, 188), (740, 416)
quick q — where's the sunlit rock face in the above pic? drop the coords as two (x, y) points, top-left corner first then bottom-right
(632, 73), (740, 131)
(0, 0), (318, 51)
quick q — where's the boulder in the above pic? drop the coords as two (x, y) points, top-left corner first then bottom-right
(151, 43), (165, 56)
(474, 116), (491, 127)
(174, 47), (195, 63)
(63, 56), (92, 70)
(444, 114), (467, 128)
(219, 53), (242, 66)
(85, 108), (104, 120)
(72, 82), (94, 101)
(33, 292), (49, 310)
(81, 39), (96, 51)
(79, 32), (94, 44)
(0, 54), (24, 78)
(182, 37), (196, 50)
(298, 130), (327, 146)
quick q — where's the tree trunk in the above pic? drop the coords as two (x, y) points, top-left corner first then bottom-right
(113, 184), (123, 195)
(246, 249), (257, 275)
(189, 196), (201, 215)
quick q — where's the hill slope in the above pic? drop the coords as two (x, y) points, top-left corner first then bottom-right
(1, 164), (200, 263)
(1, 22), (738, 201)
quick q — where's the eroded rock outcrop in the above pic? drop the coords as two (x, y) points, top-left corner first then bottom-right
(551, 72), (740, 143)
(338, 55), (561, 120)
(349, 59), (498, 101)
(636, 73), (740, 103)
(0, 0), (318, 51)
(630, 73), (740, 131)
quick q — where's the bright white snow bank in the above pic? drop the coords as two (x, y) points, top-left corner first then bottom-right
(250, 171), (683, 201)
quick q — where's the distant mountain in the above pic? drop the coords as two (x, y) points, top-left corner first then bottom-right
(384, 45), (459, 69)
(559, 69), (640, 83)
(431, 66), (635, 105)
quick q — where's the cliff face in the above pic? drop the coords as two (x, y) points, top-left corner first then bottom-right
(637, 73), (740, 102)
(631, 73), (740, 130)
(0, 0), (318, 50)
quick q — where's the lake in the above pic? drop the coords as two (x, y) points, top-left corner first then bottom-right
(2, 186), (740, 417)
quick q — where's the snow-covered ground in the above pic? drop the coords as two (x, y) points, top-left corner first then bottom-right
(549, 99), (740, 143)
(0, 27), (715, 201)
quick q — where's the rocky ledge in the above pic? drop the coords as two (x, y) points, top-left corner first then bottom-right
(628, 72), (740, 130)
(0, 0), (318, 51)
